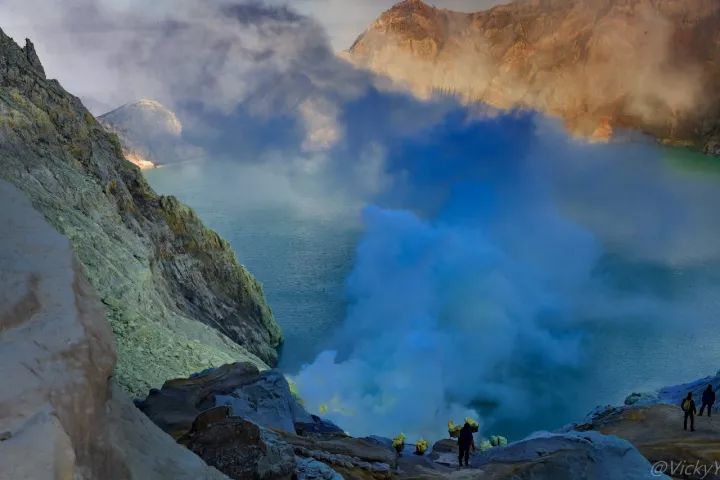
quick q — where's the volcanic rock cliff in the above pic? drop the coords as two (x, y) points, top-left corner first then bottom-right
(348, 0), (720, 154)
(0, 29), (282, 396)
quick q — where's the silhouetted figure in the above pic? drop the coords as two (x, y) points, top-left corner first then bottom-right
(698, 384), (716, 417)
(457, 422), (475, 467)
(681, 392), (697, 431)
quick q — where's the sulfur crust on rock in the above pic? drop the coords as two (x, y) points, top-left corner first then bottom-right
(0, 28), (282, 396)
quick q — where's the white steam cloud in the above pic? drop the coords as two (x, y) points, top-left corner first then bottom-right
(1, 0), (368, 151)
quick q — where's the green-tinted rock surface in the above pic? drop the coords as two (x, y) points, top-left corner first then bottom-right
(0, 29), (282, 396)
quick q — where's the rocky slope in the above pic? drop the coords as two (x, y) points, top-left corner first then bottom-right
(0, 179), (227, 480)
(0, 29), (282, 396)
(137, 362), (666, 480)
(99, 100), (202, 169)
(347, 0), (720, 154)
(137, 362), (392, 479)
(136, 363), (720, 479)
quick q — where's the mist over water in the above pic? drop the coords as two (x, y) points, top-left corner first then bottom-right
(290, 113), (720, 441)
(148, 110), (720, 442)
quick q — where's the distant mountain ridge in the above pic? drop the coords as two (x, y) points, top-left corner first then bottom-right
(99, 99), (201, 169)
(348, 0), (720, 154)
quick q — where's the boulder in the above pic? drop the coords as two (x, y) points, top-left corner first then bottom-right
(136, 362), (380, 478)
(471, 430), (662, 480)
(137, 362), (312, 438)
(188, 406), (233, 435)
(295, 415), (346, 437)
(182, 417), (296, 480)
(171, 404), (357, 480)
(428, 438), (459, 465)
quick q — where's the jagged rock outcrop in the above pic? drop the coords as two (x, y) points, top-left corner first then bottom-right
(182, 416), (297, 480)
(184, 413), (393, 480)
(99, 99), (202, 169)
(136, 362), (316, 439)
(0, 28), (282, 395)
(348, 0), (720, 153)
(0, 179), (227, 480)
(178, 412), (351, 480)
(139, 363), (392, 479)
(22, 38), (44, 77)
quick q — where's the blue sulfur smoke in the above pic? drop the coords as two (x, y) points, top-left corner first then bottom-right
(292, 94), (720, 440)
(292, 108), (601, 439)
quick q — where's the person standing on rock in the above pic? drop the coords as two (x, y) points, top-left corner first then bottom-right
(681, 392), (697, 431)
(698, 384), (716, 417)
(457, 421), (476, 467)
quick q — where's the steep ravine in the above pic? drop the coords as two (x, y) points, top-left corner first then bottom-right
(0, 28), (281, 396)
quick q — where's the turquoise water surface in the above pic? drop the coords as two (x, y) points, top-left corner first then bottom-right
(146, 145), (720, 439)
(146, 162), (359, 371)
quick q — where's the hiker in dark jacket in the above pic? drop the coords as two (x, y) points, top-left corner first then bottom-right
(457, 422), (475, 467)
(681, 392), (697, 431)
(698, 384), (716, 417)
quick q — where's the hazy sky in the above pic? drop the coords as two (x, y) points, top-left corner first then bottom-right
(1, 0), (507, 113)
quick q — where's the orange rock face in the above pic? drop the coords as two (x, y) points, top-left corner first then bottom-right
(591, 116), (614, 142)
(348, 0), (720, 154)
(123, 149), (157, 169)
